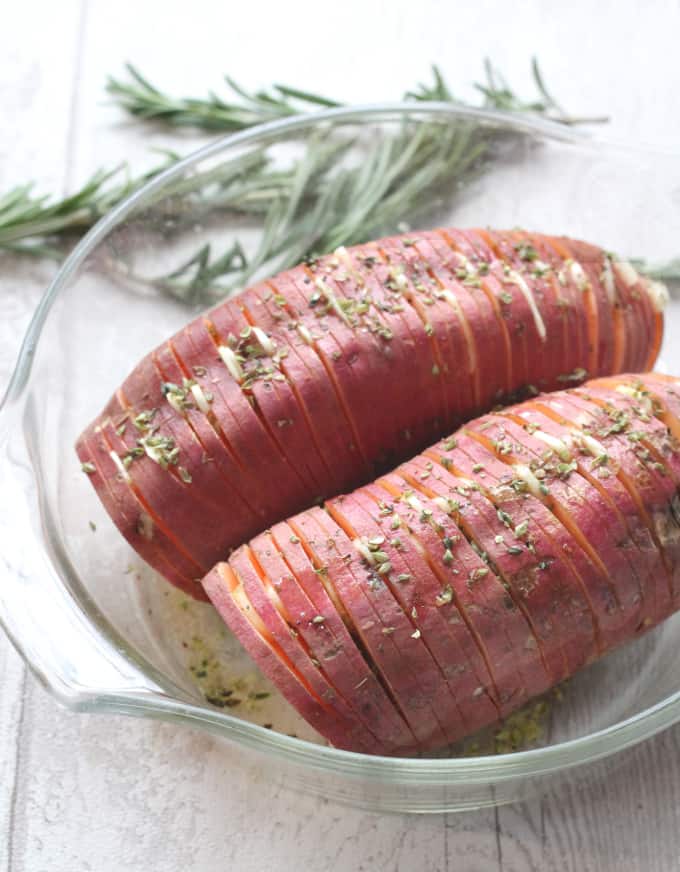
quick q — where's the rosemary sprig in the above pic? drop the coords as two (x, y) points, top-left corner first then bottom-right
(0, 61), (581, 263)
(9, 58), (671, 309)
(147, 242), (248, 297)
(108, 58), (604, 132)
(631, 258), (680, 283)
(106, 63), (341, 130)
(0, 156), (178, 256)
(474, 58), (609, 125)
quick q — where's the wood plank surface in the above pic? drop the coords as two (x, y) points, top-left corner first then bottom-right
(1, 1), (679, 869)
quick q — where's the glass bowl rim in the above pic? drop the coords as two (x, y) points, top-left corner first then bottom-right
(3, 101), (680, 785)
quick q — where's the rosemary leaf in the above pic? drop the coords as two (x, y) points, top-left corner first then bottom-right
(630, 257), (680, 283)
(148, 242), (248, 303)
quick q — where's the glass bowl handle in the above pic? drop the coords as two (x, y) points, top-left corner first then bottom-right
(0, 397), (165, 708)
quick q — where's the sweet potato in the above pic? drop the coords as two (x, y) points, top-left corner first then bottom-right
(330, 490), (470, 740)
(264, 524), (412, 751)
(295, 507), (447, 749)
(201, 563), (372, 752)
(416, 439), (594, 680)
(336, 484), (501, 731)
(76, 427), (201, 593)
(77, 228), (666, 593)
(463, 414), (638, 648)
(243, 283), (362, 493)
(399, 452), (566, 696)
(540, 390), (680, 599)
(327, 495), (462, 746)
(204, 374), (680, 754)
(503, 400), (656, 627)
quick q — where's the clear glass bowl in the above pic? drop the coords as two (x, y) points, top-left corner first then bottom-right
(1, 104), (679, 814)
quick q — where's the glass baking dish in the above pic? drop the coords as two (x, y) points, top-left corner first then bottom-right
(1, 104), (679, 814)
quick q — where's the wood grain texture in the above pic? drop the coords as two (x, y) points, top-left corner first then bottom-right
(0, 3), (84, 870)
(2, 0), (680, 869)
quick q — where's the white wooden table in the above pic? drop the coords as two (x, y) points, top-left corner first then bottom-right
(2, 1), (680, 868)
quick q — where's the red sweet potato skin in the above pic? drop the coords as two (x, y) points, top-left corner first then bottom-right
(78, 228), (663, 593)
(463, 414), (633, 651)
(201, 564), (373, 752)
(332, 491), (470, 743)
(253, 526), (408, 752)
(203, 374), (680, 755)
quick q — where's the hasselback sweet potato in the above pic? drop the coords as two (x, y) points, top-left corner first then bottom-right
(203, 374), (680, 754)
(77, 228), (667, 596)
